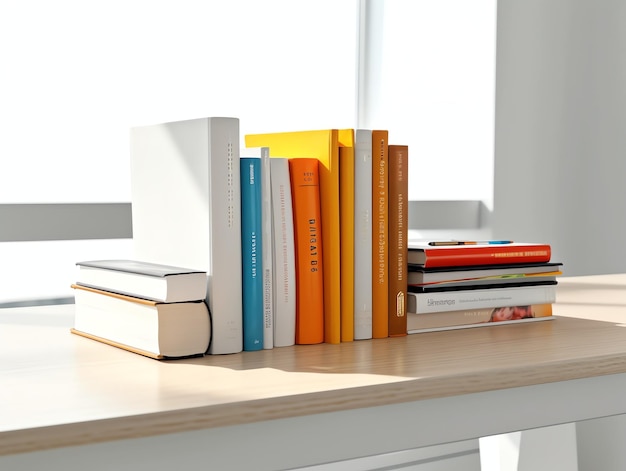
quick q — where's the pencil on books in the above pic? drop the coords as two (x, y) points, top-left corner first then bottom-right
(428, 240), (514, 246)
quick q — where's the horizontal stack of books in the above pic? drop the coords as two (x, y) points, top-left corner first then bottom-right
(71, 260), (211, 359)
(405, 240), (563, 333)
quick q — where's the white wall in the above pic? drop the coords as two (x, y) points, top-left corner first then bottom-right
(492, 0), (626, 276)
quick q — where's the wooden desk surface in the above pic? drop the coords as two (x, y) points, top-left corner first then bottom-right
(2, 274), (626, 456)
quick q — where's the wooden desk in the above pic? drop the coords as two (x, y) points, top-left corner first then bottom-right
(2, 274), (626, 469)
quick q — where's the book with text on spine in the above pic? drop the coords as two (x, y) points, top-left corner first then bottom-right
(339, 141), (355, 342)
(240, 157), (264, 351)
(243, 147), (274, 350)
(269, 157), (296, 347)
(407, 241), (552, 268)
(371, 130), (389, 339)
(130, 117), (242, 355)
(289, 158), (324, 345)
(387, 144), (409, 337)
(407, 303), (553, 334)
(407, 282), (557, 315)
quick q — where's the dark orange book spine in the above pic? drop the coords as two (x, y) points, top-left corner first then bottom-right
(372, 130), (389, 339)
(289, 158), (324, 344)
(387, 145), (408, 337)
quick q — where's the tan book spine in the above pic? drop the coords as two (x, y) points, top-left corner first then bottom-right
(371, 130), (389, 339)
(387, 145), (409, 337)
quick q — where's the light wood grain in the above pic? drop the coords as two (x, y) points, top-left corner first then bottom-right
(3, 275), (626, 456)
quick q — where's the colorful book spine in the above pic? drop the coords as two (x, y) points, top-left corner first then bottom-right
(130, 117), (242, 355)
(387, 145), (409, 337)
(339, 143), (355, 342)
(407, 303), (553, 334)
(371, 130), (389, 339)
(289, 158), (324, 345)
(353, 129), (373, 340)
(240, 157), (264, 351)
(270, 158), (296, 347)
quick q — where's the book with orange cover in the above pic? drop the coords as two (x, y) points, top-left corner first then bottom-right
(339, 143), (355, 342)
(246, 129), (354, 344)
(371, 130), (389, 339)
(289, 158), (324, 345)
(387, 145), (409, 337)
(407, 241), (552, 268)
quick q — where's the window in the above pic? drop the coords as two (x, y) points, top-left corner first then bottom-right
(0, 0), (496, 303)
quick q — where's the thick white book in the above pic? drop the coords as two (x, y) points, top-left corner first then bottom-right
(269, 157), (296, 347)
(242, 147), (274, 350)
(72, 284), (211, 359)
(407, 283), (558, 315)
(75, 259), (207, 303)
(353, 129), (373, 339)
(130, 117), (242, 355)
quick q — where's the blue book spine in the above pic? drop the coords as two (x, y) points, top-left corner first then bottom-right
(240, 157), (264, 351)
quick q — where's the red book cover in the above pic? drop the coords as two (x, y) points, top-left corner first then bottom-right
(407, 242), (552, 268)
(289, 158), (324, 344)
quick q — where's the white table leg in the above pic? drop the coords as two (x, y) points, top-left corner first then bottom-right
(480, 424), (578, 471)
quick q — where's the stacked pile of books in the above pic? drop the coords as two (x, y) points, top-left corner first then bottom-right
(71, 260), (211, 359)
(405, 240), (562, 333)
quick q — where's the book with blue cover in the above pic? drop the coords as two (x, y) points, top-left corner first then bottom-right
(240, 157), (264, 351)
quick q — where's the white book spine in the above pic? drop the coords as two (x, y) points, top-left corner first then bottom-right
(408, 285), (557, 314)
(269, 158), (296, 347)
(261, 147), (274, 349)
(353, 129), (373, 339)
(130, 117), (243, 354)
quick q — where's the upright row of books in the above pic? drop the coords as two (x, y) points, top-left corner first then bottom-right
(72, 117), (410, 357)
(71, 116), (562, 359)
(403, 240), (563, 333)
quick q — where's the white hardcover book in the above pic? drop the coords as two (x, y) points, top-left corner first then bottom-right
(130, 117), (242, 355)
(353, 129), (373, 339)
(269, 157), (296, 347)
(407, 284), (558, 314)
(243, 147), (274, 349)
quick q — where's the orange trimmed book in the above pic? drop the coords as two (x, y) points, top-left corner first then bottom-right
(407, 241), (552, 268)
(371, 130), (389, 339)
(289, 158), (324, 345)
(387, 145), (409, 337)
(339, 142), (355, 342)
(246, 129), (354, 344)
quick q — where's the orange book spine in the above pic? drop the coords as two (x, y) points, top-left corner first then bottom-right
(371, 130), (389, 338)
(339, 145), (355, 342)
(387, 145), (408, 337)
(289, 158), (324, 344)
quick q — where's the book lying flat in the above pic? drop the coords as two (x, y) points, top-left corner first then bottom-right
(407, 303), (554, 334)
(71, 284), (211, 359)
(408, 262), (563, 285)
(408, 277), (559, 292)
(76, 259), (207, 303)
(407, 283), (557, 314)
(407, 241), (552, 268)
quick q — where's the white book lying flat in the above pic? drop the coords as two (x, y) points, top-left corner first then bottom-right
(130, 117), (242, 354)
(407, 283), (557, 314)
(76, 259), (207, 303)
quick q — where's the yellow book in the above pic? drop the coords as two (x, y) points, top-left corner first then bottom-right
(246, 129), (354, 344)
(339, 138), (355, 342)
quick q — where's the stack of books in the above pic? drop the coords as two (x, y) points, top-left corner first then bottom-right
(405, 240), (563, 333)
(71, 260), (211, 359)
